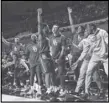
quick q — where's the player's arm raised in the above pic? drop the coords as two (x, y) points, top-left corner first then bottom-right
(67, 7), (75, 35)
(37, 8), (43, 40)
(2, 36), (11, 46)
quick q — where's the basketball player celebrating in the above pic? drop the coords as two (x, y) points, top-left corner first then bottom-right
(67, 8), (103, 97)
(83, 24), (108, 99)
(25, 34), (43, 95)
(37, 8), (56, 93)
(71, 25), (103, 97)
(49, 24), (67, 95)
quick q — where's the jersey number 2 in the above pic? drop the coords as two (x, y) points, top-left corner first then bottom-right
(53, 39), (58, 46)
(32, 46), (37, 52)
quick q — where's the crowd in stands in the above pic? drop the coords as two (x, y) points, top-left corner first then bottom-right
(43, 1), (108, 27)
(2, 1), (108, 39)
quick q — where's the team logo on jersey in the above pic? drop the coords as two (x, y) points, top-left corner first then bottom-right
(42, 54), (47, 59)
(14, 47), (18, 51)
(32, 46), (37, 52)
(53, 39), (58, 46)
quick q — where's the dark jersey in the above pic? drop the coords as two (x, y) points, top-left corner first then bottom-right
(38, 32), (51, 59)
(25, 42), (40, 68)
(49, 34), (66, 59)
(39, 36), (50, 54)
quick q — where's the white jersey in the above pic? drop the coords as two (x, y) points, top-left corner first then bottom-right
(93, 28), (108, 58)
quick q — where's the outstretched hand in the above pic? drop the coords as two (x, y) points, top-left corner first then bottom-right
(72, 62), (78, 69)
(67, 7), (72, 13)
(66, 61), (78, 75)
(71, 60), (80, 70)
(37, 8), (42, 14)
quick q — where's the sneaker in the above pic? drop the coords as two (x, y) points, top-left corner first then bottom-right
(21, 86), (30, 92)
(98, 90), (105, 99)
(40, 93), (50, 100)
(27, 88), (34, 95)
(46, 87), (53, 94)
(59, 89), (68, 97)
(34, 83), (42, 92)
(81, 93), (89, 100)
(53, 86), (60, 93)
(41, 85), (47, 94)
(80, 91), (85, 95)
(36, 88), (42, 96)
(46, 86), (54, 94)
(71, 92), (80, 96)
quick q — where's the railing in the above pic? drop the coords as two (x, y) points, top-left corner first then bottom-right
(60, 17), (108, 30)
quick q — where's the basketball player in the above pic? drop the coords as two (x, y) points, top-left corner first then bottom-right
(37, 8), (56, 93)
(49, 24), (66, 94)
(25, 34), (43, 95)
(83, 24), (108, 99)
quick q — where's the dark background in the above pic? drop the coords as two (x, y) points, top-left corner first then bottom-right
(2, 1), (108, 38)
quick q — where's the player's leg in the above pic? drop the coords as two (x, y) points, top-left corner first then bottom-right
(75, 60), (89, 93)
(93, 70), (102, 90)
(28, 66), (35, 94)
(45, 72), (51, 89)
(72, 52), (81, 81)
(85, 55), (99, 95)
(13, 65), (18, 86)
(103, 58), (108, 76)
(57, 57), (67, 96)
(93, 69), (105, 98)
(81, 61), (97, 99)
(45, 60), (57, 94)
(40, 57), (52, 92)
(35, 64), (43, 94)
(48, 59), (56, 87)
(36, 64), (43, 86)
(102, 58), (108, 100)
(50, 68), (56, 88)
(12, 55), (18, 86)
(57, 58), (66, 90)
